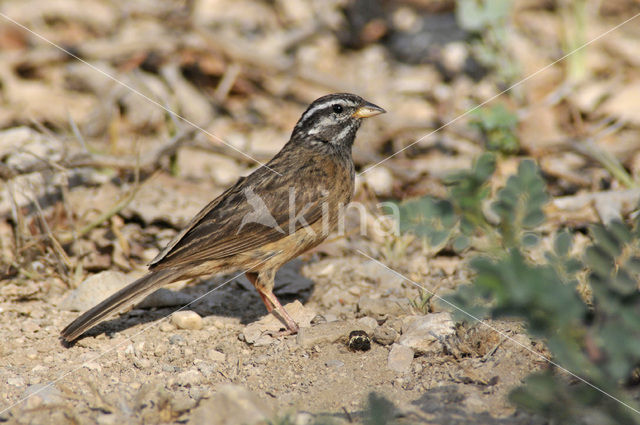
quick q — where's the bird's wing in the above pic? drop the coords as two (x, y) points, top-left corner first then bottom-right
(149, 158), (334, 270)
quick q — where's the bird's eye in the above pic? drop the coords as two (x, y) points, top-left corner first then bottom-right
(332, 104), (343, 113)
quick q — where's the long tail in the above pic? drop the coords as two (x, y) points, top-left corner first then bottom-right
(61, 268), (183, 342)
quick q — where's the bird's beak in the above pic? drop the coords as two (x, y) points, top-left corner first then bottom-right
(352, 101), (386, 118)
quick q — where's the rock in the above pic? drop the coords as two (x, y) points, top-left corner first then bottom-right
(292, 412), (315, 425)
(59, 271), (130, 311)
(159, 321), (176, 332)
(138, 288), (197, 309)
(207, 349), (226, 363)
(169, 334), (186, 345)
(356, 316), (378, 332)
(297, 320), (359, 348)
(357, 296), (411, 320)
(189, 384), (272, 425)
(243, 301), (316, 344)
(362, 166), (393, 196)
(172, 311), (203, 330)
(387, 344), (414, 373)
(174, 368), (203, 387)
(325, 359), (344, 368)
(22, 384), (63, 405)
(373, 325), (398, 346)
(399, 313), (456, 355)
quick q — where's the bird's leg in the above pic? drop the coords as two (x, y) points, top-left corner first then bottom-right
(246, 271), (299, 334)
(260, 289), (299, 334)
(245, 272), (273, 313)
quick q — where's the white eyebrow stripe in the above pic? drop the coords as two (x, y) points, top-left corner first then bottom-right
(298, 98), (358, 125)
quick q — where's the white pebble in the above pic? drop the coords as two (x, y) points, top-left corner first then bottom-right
(172, 311), (203, 330)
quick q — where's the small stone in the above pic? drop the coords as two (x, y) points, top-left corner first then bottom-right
(25, 395), (43, 409)
(59, 271), (130, 311)
(207, 349), (226, 363)
(356, 316), (378, 332)
(387, 344), (414, 373)
(175, 368), (203, 387)
(172, 311), (203, 330)
(363, 166), (393, 196)
(293, 412), (315, 425)
(373, 326), (398, 346)
(169, 334), (185, 345)
(159, 321), (175, 332)
(189, 384), (272, 425)
(96, 414), (117, 425)
(399, 313), (456, 355)
(325, 359), (344, 368)
(133, 358), (152, 369)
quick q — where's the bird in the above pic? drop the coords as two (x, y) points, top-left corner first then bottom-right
(60, 93), (385, 342)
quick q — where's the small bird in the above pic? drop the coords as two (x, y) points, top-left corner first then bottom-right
(61, 93), (385, 342)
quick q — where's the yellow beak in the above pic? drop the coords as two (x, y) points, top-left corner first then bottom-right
(352, 101), (386, 118)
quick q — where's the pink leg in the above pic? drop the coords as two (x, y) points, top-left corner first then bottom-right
(245, 272), (299, 334)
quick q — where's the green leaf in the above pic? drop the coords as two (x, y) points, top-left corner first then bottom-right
(452, 235), (470, 252)
(590, 224), (622, 258)
(554, 230), (573, 257)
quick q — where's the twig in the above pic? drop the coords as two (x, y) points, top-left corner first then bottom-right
(28, 190), (73, 272)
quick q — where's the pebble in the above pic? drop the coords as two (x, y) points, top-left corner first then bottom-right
(373, 325), (398, 346)
(356, 316), (378, 332)
(293, 412), (315, 425)
(189, 384), (272, 425)
(175, 368), (203, 387)
(387, 344), (414, 373)
(169, 334), (185, 345)
(159, 321), (175, 332)
(399, 313), (456, 355)
(96, 414), (117, 425)
(207, 349), (226, 363)
(362, 166), (393, 196)
(325, 359), (344, 368)
(171, 311), (203, 330)
(59, 271), (130, 311)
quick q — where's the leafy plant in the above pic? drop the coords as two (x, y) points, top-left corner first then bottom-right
(456, 0), (519, 85)
(394, 154), (640, 423)
(470, 105), (519, 154)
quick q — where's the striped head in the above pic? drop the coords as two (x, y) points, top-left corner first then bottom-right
(291, 93), (385, 149)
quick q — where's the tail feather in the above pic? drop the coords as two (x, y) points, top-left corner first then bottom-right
(61, 268), (182, 342)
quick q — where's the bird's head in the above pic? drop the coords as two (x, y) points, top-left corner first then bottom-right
(291, 93), (385, 149)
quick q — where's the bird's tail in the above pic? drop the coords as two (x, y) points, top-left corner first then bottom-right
(61, 268), (183, 342)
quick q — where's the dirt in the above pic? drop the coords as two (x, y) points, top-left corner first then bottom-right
(0, 249), (546, 424)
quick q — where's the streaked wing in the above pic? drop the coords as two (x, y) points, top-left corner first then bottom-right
(149, 156), (331, 270)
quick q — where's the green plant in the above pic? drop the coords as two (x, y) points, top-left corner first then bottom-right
(394, 154), (640, 423)
(470, 105), (519, 154)
(456, 0), (519, 85)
